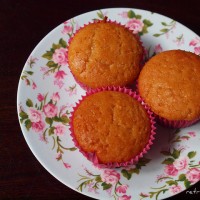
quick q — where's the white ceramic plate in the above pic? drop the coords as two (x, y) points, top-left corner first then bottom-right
(17, 8), (200, 200)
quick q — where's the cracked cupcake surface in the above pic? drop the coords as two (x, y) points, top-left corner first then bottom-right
(68, 20), (143, 89)
(71, 90), (151, 164)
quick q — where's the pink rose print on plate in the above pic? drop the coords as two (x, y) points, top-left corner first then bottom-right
(40, 66), (49, 75)
(52, 48), (68, 66)
(77, 166), (130, 199)
(61, 20), (78, 36)
(54, 79), (64, 89)
(21, 56), (38, 88)
(140, 192), (149, 197)
(25, 79), (30, 85)
(118, 11), (128, 18)
(87, 182), (99, 194)
(54, 70), (67, 89)
(189, 37), (200, 55)
(126, 19), (144, 34)
(189, 37), (200, 46)
(43, 103), (58, 118)
(63, 162), (71, 169)
(41, 39), (69, 89)
(52, 92), (60, 102)
(116, 184), (128, 194)
(32, 121), (45, 133)
(186, 168), (200, 183)
(54, 70), (67, 79)
(188, 131), (196, 137)
(32, 82), (37, 89)
(118, 195), (131, 200)
(19, 92), (75, 170)
(42, 39), (68, 86)
(156, 174), (166, 183)
(164, 164), (178, 176)
(194, 46), (200, 55)
(62, 25), (73, 34)
(56, 153), (62, 160)
(173, 157), (189, 171)
(180, 136), (190, 141)
(54, 124), (66, 136)
(154, 44), (163, 54)
(37, 93), (45, 102)
(119, 10), (153, 36)
(101, 169), (120, 185)
(28, 108), (42, 123)
(28, 108), (45, 133)
(39, 132), (48, 143)
(169, 185), (182, 194)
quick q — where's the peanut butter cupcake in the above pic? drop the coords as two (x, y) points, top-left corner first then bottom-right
(68, 18), (143, 90)
(138, 50), (200, 128)
(70, 87), (156, 168)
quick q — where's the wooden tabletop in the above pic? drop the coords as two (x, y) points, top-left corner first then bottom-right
(1, 0), (200, 199)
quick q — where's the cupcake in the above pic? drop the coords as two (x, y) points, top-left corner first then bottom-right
(70, 87), (156, 168)
(68, 18), (143, 90)
(138, 50), (200, 128)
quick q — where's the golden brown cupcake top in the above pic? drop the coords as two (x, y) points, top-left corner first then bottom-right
(138, 50), (200, 121)
(72, 91), (151, 164)
(68, 20), (143, 89)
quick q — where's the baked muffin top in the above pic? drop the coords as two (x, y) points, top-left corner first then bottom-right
(68, 20), (143, 89)
(138, 50), (200, 121)
(72, 91), (151, 164)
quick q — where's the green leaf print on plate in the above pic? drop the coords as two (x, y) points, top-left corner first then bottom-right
(153, 20), (176, 37)
(121, 157), (151, 180)
(122, 9), (153, 35)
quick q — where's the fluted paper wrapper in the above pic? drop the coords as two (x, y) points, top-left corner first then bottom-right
(69, 86), (156, 168)
(157, 115), (200, 128)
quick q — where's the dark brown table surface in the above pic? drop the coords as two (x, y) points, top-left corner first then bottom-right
(1, 0), (200, 199)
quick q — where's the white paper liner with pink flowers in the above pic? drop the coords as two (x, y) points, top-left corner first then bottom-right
(69, 86), (156, 168)
(67, 17), (145, 91)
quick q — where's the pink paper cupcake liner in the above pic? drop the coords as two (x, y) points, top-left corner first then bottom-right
(69, 86), (156, 168)
(67, 17), (145, 91)
(156, 115), (200, 128)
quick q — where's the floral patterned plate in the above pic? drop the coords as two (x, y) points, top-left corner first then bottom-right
(17, 8), (200, 200)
